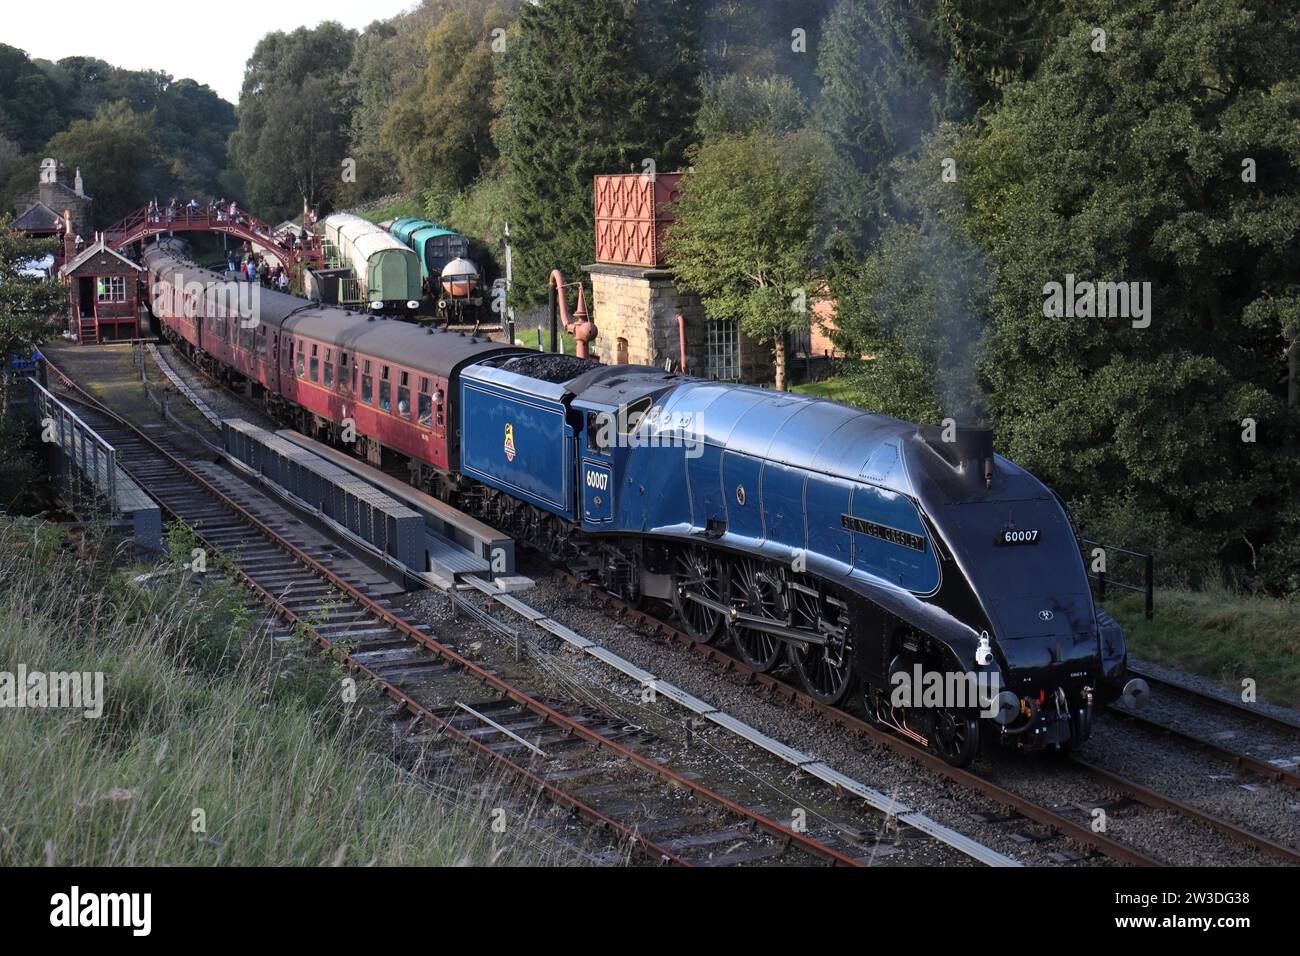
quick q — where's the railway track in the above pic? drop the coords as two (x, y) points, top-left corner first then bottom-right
(1125, 666), (1300, 737)
(129, 342), (1093, 867)
(66, 343), (1156, 865)
(1103, 700), (1300, 791)
(42, 356), (998, 868)
(552, 572), (1300, 866)
(85, 342), (1299, 866)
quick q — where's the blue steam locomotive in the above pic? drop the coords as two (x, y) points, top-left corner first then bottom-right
(453, 353), (1146, 766)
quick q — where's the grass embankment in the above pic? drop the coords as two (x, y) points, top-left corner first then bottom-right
(355, 199), (425, 224)
(1108, 588), (1300, 709)
(490, 323), (579, 352)
(792, 376), (859, 405)
(0, 519), (576, 866)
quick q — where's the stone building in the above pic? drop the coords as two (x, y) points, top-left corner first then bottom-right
(13, 158), (93, 239)
(582, 172), (777, 383)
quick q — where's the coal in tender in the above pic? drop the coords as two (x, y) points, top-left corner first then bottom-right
(501, 353), (600, 383)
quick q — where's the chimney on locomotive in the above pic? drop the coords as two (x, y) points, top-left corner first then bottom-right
(919, 423), (995, 491)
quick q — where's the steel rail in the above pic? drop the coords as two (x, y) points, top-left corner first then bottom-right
(116, 335), (1299, 867)
(559, 573), (1161, 867)
(87, 343), (1158, 866)
(568, 574), (1300, 865)
(1126, 666), (1300, 736)
(42, 356), (863, 868)
(1068, 757), (1300, 864)
(1104, 704), (1300, 790)
(136, 344), (1024, 866)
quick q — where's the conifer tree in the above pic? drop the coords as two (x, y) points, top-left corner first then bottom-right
(496, 0), (701, 307)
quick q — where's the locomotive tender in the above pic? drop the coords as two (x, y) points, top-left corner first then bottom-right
(144, 240), (1144, 766)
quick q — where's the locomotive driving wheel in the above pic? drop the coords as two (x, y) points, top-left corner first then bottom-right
(726, 557), (785, 672)
(787, 580), (856, 705)
(930, 708), (980, 767)
(670, 546), (726, 643)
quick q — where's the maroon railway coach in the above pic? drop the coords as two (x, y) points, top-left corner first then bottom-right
(142, 240), (518, 477)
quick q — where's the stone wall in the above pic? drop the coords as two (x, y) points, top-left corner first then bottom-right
(583, 263), (791, 384)
(584, 263), (706, 372)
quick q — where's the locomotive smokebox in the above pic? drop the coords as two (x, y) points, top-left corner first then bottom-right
(918, 423), (995, 491)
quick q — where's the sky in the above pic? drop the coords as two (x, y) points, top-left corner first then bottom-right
(7, 0), (418, 104)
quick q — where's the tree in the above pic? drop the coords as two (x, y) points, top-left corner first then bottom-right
(696, 74), (809, 140)
(832, 126), (991, 423)
(44, 101), (175, 225)
(228, 23), (357, 220)
(149, 78), (237, 199)
(815, 0), (958, 260)
(0, 45), (75, 152)
(254, 77), (348, 221)
(339, 20), (404, 204)
(0, 220), (64, 417)
(382, 2), (518, 200)
(699, 0), (832, 97)
(1, 47), (236, 222)
(496, 0), (702, 307)
(963, 0), (1300, 591)
(665, 130), (824, 390)
(932, 0), (1066, 110)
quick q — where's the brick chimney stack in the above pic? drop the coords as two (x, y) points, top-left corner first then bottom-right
(74, 167), (84, 197)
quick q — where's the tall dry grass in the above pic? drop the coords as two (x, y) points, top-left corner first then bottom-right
(0, 518), (583, 866)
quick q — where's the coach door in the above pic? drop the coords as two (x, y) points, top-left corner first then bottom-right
(271, 333), (280, 392)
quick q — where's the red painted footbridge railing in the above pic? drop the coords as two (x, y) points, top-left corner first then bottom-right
(104, 204), (322, 274)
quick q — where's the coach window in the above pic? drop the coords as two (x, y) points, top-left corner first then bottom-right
(323, 349), (334, 389)
(379, 366), (392, 412)
(417, 377), (432, 427)
(309, 343), (319, 383)
(295, 341), (305, 378)
(258, 325), (267, 360)
(339, 353), (350, 395)
(397, 370), (411, 419)
(361, 360), (373, 404)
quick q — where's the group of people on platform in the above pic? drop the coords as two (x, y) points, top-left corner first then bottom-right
(227, 251), (291, 292)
